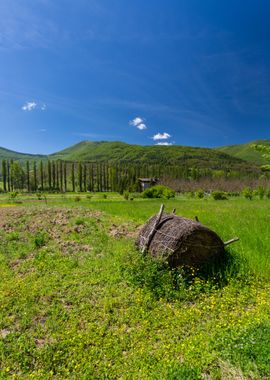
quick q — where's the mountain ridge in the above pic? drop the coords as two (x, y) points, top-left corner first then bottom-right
(0, 140), (268, 174)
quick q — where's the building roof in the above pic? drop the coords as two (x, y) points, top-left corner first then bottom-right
(138, 178), (158, 182)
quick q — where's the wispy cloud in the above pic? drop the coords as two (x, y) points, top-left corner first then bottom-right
(38, 128), (46, 132)
(156, 142), (173, 146)
(22, 101), (37, 111)
(152, 132), (171, 141)
(129, 116), (147, 130)
(21, 101), (47, 111)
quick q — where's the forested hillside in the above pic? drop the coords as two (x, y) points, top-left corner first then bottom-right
(0, 141), (264, 193)
(217, 139), (270, 164)
(0, 141), (262, 172)
(50, 141), (255, 170)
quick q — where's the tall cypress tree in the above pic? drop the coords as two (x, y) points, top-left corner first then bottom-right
(26, 161), (30, 192)
(78, 162), (83, 192)
(39, 161), (44, 191)
(83, 164), (87, 192)
(52, 161), (56, 190)
(71, 163), (75, 192)
(96, 163), (100, 192)
(10, 160), (14, 191)
(2, 160), (7, 192)
(47, 161), (52, 191)
(33, 161), (37, 191)
(56, 161), (59, 190)
(64, 162), (67, 192)
(88, 163), (94, 191)
(59, 161), (63, 192)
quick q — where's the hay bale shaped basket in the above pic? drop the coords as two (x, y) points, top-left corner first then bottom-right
(137, 206), (235, 267)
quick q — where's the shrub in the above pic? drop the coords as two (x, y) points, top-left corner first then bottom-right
(195, 189), (204, 199)
(123, 191), (129, 200)
(34, 231), (49, 248)
(212, 191), (228, 200)
(254, 187), (266, 200)
(36, 192), (43, 200)
(228, 191), (240, 197)
(74, 196), (81, 202)
(142, 185), (175, 199)
(103, 194), (107, 199)
(9, 191), (18, 199)
(242, 187), (253, 200)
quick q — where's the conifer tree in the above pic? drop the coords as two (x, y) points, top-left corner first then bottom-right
(26, 161), (30, 192)
(88, 163), (94, 191)
(10, 160), (14, 191)
(71, 163), (75, 192)
(83, 164), (87, 192)
(52, 161), (56, 190)
(7, 161), (10, 192)
(47, 161), (52, 191)
(96, 163), (100, 192)
(39, 161), (44, 190)
(59, 160), (63, 192)
(56, 161), (59, 190)
(2, 160), (7, 192)
(78, 162), (83, 192)
(33, 161), (37, 191)
(64, 162), (67, 192)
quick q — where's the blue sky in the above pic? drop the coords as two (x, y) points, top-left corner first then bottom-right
(1, 0), (270, 154)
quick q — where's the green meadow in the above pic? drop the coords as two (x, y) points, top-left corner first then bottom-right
(0, 193), (269, 379)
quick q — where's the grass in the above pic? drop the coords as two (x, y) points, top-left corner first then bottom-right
(0, 194), (270, 379)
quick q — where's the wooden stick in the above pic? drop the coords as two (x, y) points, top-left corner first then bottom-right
(224, 237), (240, 246)
(142, 204), (164, 254)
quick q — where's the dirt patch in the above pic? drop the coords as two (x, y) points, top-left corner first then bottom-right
(0, 207), (101, 254)
(108, 223), (142, 239)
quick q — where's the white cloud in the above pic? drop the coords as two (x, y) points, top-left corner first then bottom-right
(156, 142), (173, 146)
(129, 116), (143, 126)
(129, 116), (147, 130)
(22, 101), (47, 111)
(137, 123), (147, 130)
(152, 132), (171, 140)
(22, 101), (37, 111)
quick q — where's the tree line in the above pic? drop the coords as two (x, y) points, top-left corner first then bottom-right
(0, 159), (262, 193)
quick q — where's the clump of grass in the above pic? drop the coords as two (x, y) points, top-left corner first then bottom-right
(123, 248), (247, 302)
(75, 218), (84, 226)
(74, 196), (81, 202)
(34, 230), (49, 248)
(7, 231), (20, 241)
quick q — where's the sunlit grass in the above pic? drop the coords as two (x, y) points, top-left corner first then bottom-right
(0, 194), (269, 378)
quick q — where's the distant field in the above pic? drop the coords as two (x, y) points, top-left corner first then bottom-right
(0, 194), (269, 379)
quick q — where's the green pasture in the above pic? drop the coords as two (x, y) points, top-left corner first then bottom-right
(0, 194), (269, 379)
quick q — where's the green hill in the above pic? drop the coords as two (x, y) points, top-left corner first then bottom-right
(0, 147), (46, 162)
(217, 140), (270, 165)
(0, 140), (261, 175)
(50, 140), (257, 171)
